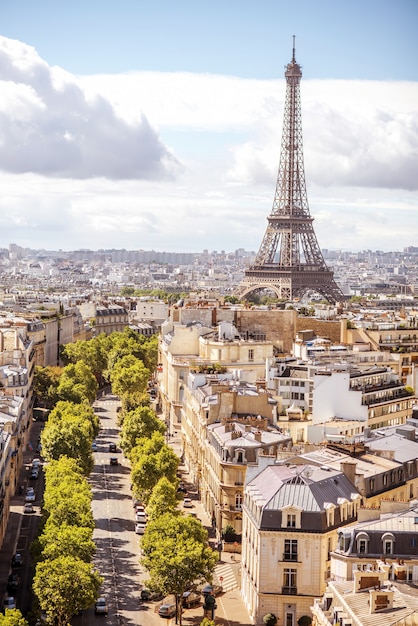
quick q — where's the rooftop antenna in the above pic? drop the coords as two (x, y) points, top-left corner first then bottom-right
(292, 35), (296, 62)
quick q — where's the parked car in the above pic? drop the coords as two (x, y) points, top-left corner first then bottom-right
(135, 523), (146, 535)
(30, 468), (39, 480)
(7, 573), (20, 593)
(201, 583), (223, 597)
(95, 597), (108, 615)
(109, 457), (118, 466)
(158, 603), (176, 618)
(183, 498), (193, 508)
(92, 441), (98, 452)
(32, 458), (41, 469)
(11, 553), (23, 568)
(3, 596), (16, 610)
(24, 503), (34, 514)
(140, 588), (163, 602)
(135, 512), (147, 523)
(182, 591), (201, 608)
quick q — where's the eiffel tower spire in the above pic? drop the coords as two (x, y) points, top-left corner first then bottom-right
(238, 39), (344, 304)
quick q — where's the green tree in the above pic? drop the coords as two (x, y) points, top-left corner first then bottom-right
(57, 361), (98, 404)
(33, 556), (102, 626)
(33, 365), (62, 407)
(0, 610), (28, 626)
(44, 456), (86, 489)
(131, 432), (179, 504)
(119, 406), (166, 458)
(39, 523), (95, 562)
(48, 401), (100, 439)
(109, 354), (150, 404)
(41, 415), (94, 475)
(141, 514), (217, 625)
(146, 477), (181, 522)
(61, 337), (109, 384)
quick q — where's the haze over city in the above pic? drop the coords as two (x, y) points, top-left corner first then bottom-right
(1, 0), (417, 254)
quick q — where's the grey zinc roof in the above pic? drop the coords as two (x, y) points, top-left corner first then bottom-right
(329, 580), (418, 626)
(247, 463), (359, 513)
(366, 433), (418, 463)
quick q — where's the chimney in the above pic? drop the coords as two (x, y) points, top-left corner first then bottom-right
(340, 460), (357, 484)
(254, 430), (262, 442)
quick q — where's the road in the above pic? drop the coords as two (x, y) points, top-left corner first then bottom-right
(76, 394), (163, 626)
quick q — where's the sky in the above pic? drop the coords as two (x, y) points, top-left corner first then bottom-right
(0, 0), (417, 254)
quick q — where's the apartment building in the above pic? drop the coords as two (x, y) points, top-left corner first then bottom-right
(241, 459), (362, 625)
(159, 318), (274, 434)
(181, 370), (291, 537)
(309, 365), (415, 439)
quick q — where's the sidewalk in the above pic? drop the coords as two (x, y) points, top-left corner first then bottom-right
(167, 426), (252, 626)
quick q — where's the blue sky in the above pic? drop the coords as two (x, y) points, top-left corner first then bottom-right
(3, 0), (417, 80)
(0, 0), (417, 253)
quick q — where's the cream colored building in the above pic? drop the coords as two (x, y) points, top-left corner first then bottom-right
(181, 371), (292, 538)
(159, 318), (274, 435)
(242, 460), (362, 626)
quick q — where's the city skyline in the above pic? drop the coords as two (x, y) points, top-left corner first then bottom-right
(1, 0), (417, 254)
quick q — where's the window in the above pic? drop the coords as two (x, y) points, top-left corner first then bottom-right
(287, 514), (296, 528)
(248, 349), (254, 362)
(284, 539), (298, 561)
(384, 540), (393, 554)
(235, 493), (242, 511)
(283, 568), (297, 594)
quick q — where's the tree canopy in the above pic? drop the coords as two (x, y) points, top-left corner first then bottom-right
(57, 361), (98, 405)
(33, 556), (102, 626)
(130, 432), (179, 504)
(119, 406), (166, 458)
(141, 513), (217, 625)
(146, 476), (181, 522)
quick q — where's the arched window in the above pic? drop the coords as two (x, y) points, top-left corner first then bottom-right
(356, 532), (370, 555)
(382, 532), (395, 555)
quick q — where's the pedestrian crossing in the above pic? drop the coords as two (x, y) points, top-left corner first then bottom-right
(214, 561), (238, 592)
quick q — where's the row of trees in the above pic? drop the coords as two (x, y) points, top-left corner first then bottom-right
(118, 401), (217, 625)
(34, 329), (158, 410)
(32, 457), (103, 625)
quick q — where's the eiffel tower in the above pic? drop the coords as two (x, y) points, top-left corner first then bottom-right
(238, 39), (344, 304)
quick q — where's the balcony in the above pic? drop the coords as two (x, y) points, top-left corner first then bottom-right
(282, 586), (297, 595)
(283, 553), (298, 562)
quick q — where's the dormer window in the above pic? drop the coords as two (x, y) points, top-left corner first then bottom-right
(382, 532), (395, 555)
(356, 532), (370, 554)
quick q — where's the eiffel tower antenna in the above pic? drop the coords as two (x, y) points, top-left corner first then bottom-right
(237, 40), (344, 304)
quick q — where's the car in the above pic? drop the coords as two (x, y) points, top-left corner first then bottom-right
(135, 504), (146, 513)
(30, 468), (39, 480)
(135, 523), (146, 535)
(109, 443), (117, 453)
(32, 458), (41, 469)
(109, 457), (118, 466)
(7, 573), (20, 593)
(92, 442), (98, 452)
(3, 596), (16, 610)
(25, 489), (35, 502)
(95, 597), (108, 615)
(135, 512), (147, 523)
(11, 553), (24, 568)
(183, 498), (193, 508)
(24, 503), (34, 514)
(158, 603), (176, 618)
(140, 588), (163, 602)
(182, 591), (201, 608)
(201, 583), (223, 597)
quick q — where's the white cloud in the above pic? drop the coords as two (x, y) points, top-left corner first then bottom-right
(0, 37), (180, 180)
(0, 36), (417, 252)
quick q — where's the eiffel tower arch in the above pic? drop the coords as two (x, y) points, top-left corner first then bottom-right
(237, 40), (344, 304)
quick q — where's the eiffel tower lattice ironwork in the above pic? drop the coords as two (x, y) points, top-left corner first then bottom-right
(238, 40), (344, 304)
